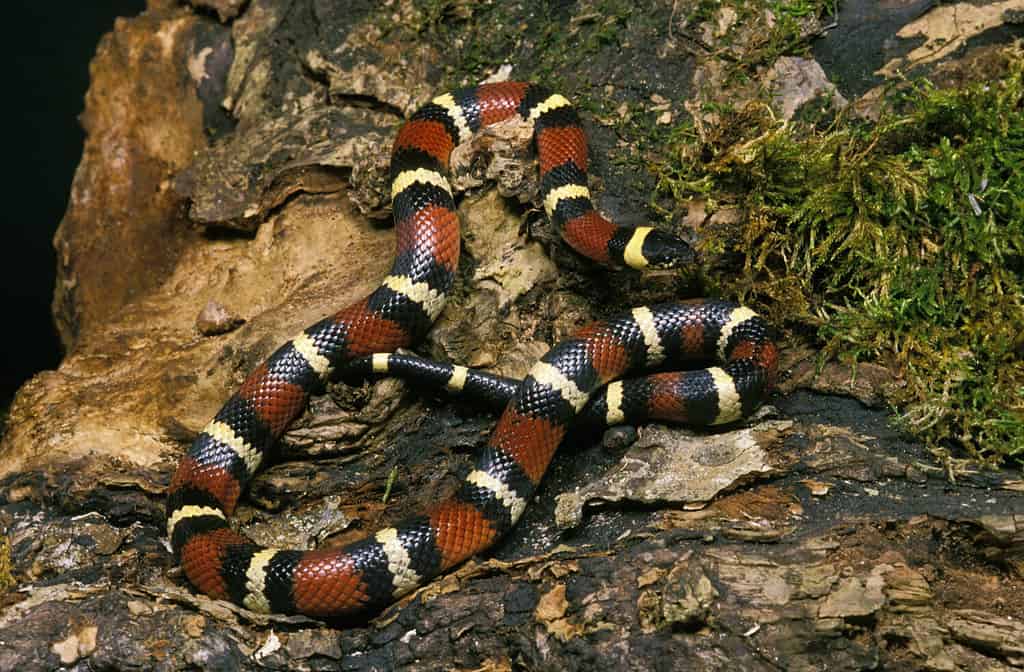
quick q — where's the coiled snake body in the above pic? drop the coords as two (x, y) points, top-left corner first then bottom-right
(167, 82), (778, 619)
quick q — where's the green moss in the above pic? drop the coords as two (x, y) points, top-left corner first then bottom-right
(683, 0), (836, 75)
(653, 46), (1024, 462)
(0, 535), (14, 595)
(374, 0), (632, 91)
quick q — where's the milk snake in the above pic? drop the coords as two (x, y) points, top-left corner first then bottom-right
(167, 82), (778, 619)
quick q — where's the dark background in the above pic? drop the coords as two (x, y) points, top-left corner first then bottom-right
(4, 1), (143, 409)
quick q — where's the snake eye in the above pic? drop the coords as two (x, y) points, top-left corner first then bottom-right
(641, 229), (698, 269)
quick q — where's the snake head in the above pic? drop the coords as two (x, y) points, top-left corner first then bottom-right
(628, 228), (699, 270)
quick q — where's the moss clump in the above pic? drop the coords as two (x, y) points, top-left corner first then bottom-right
(0, 535), (14, 595)
(653, 46), (1024, 462)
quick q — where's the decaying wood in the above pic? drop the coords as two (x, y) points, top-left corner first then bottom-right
(1, 1), (1021, 670)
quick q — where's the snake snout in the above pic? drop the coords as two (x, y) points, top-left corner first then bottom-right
(641, 229), (699, 269)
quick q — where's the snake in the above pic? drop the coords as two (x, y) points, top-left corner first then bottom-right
(166, 82), (778, 619)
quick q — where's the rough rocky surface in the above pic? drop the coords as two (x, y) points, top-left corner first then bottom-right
(1, 1), (1022, 670)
